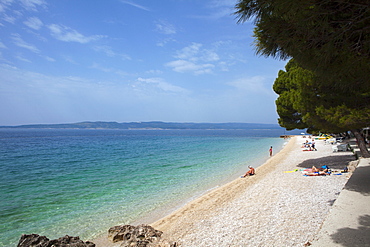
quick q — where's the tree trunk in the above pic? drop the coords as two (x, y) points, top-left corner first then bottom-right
(351, 129), (370, 158)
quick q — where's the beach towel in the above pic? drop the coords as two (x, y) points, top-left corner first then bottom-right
(284, 169), (298, 173)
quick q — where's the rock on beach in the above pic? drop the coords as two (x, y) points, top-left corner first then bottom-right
(17, 234), (95, 247)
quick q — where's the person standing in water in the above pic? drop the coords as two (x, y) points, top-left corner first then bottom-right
(269, 146), (273, 156)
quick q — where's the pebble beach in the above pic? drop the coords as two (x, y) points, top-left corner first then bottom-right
(149, 136), (356, 246)
(93, 136), (356, 246)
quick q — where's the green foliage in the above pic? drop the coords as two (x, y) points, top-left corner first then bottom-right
(235, 0), (370, 88)
(235, 1), (370, 56)
(273, 60), (309, 131)
(235, 0), (370, 133)
(273, 59), (370, 134)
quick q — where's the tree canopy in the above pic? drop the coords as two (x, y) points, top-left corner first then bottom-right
(273, 59), (366, 132)
(274, 59), (370, 157)
(235, 1), (370, 70)
(235, 0), (370, 94)
(235, 0), (370, 156)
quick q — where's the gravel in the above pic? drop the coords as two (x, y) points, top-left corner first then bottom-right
(154, 136), (356, 247)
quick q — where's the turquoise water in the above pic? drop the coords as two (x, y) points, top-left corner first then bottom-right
(0, 129), (289, 246)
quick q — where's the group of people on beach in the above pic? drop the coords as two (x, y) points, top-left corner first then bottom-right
(241, 143), (343, 178)
(302, 139), (317, 151)
(302, 165), (350, 176)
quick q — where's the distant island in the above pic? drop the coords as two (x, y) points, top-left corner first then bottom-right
(0, 121), (292, 130)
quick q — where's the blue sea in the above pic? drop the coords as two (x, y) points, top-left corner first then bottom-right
(0, 128), (295, 246)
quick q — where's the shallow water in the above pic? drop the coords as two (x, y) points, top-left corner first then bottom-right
(0, 129), (293, 246)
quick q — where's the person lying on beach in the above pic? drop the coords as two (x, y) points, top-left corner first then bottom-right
(303, 171), (329, 176)
(312, 165), (330, 173)
(303, 165), (330, 176)
(242, 166), (255, 177)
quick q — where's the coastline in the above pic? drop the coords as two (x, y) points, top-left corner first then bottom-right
(92, 137), (291, 247)
(3, 130), (287, 247)
(150, 136), (297, 244)
(151, 136), (295, 231)
(93, 136), (355, 246)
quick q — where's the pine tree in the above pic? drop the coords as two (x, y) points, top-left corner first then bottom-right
(235, 0), (370, 157)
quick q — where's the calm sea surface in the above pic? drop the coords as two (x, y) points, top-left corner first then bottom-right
(0, 128), (295, 246)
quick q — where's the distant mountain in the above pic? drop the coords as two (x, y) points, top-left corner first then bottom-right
(0, 121), (286, 130)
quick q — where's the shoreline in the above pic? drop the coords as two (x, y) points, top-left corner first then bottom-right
(93, 136), (356, 246)
(133, 137), (288, 227)
(2, 130), (287, 247)
(150, 136), (296, 242)
(92, 137), (295, 246)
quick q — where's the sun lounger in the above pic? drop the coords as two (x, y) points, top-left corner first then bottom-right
(332, 144), (348, 152)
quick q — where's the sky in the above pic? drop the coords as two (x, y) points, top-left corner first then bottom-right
(0, 0), (288, 126)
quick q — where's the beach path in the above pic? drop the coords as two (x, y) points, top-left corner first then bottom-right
(311, 157), (370, 246)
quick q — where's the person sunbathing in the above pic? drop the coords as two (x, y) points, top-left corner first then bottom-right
(242, 166), (255, 177)
(312, 166), (320, 172)
(305, 165), (330, 176)
(312, 165), (330, 173)
(304, 172), (329, 176)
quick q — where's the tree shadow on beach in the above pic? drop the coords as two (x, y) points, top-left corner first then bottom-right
(296, 154), (355, 170)
(329, 214), (370, 247)
(343, 164), (370, 196)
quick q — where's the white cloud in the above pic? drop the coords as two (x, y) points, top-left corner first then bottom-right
(0, 0), (14, 13)
(166, 60), (214, 75)
(0, 0), (46, 26)
(0, 64), (195, 125)
(61, 55), (78, 65)
(2, 13), (16, 23)
(93, 45), (115, 57)
(92, 45), (131, 60)
(119, 0), (150, 11)
(146, 69), (163, 75)
(218, 61), (229, 72)
(24, 16), (43, 30)
(136, 77), (188, 93)
(20, 0), (47, 11)
(156, 37), (176, 47)
(227, 76), (272, 94)
(189, 0), (235, 20)
(11, 33), (40, 53)
(155, 20), (176, 35)
(200, 49), (220, 62)
(48, 24), (104, 43)
(15, 54), (31, 62)
(167, 43), (219, 74)
(43, 55), (55, 62)
(175, 43), (219, 62)
(175, 43), (202, 61)
(0, 41), (6, 49)
(90, 63), (131, 77)
(91, 63), (113, 73)
(207, 8), (233, 20)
